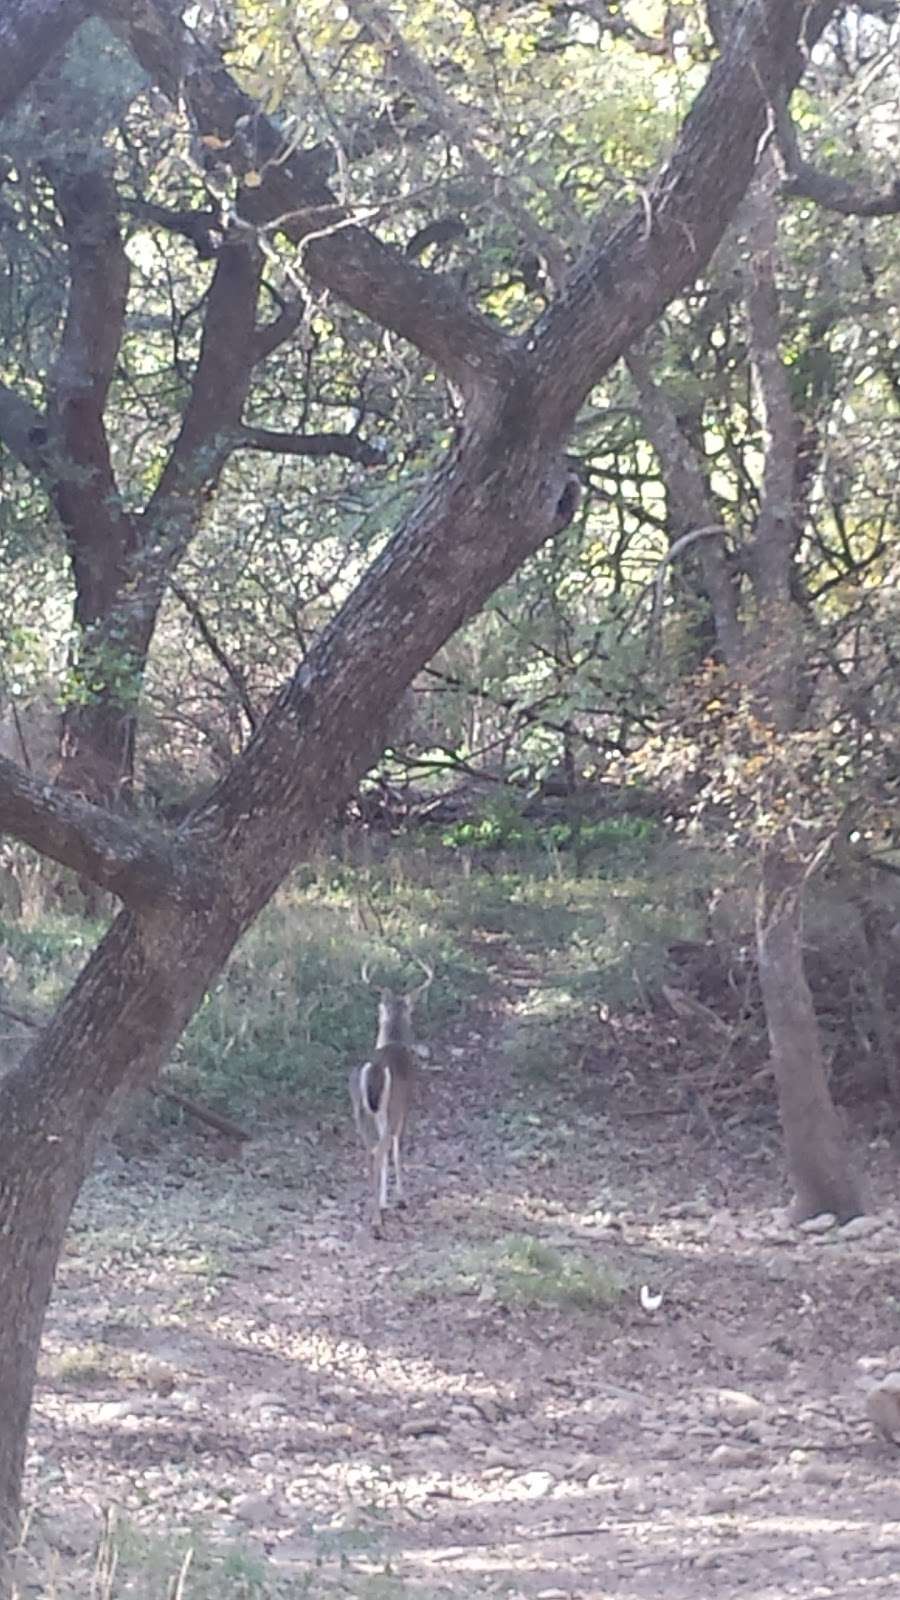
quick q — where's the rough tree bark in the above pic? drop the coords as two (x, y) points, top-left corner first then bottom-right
(0, 0), (840, 1585)
(742, 164), (861, 1217)
(757, 850), (866, 1221)
(0, 0), (87, 120)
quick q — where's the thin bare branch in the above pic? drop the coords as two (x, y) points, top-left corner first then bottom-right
(237, 426), (387, 469)
(773, 91), (900, 216)
(553, 0), (670, 56)
(170, 581), (260, 734)
(348, 0), (569, 289)
(648, 524), (729, 656)
(530, 0), (840, 428)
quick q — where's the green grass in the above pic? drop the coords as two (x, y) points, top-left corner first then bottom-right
(436, 803), (659, 859)
(0, 908), (104, 1018)
(172, 886), (481, 1113)
(409, 1232), (624, 1313)
(2, 821), (715, 1116)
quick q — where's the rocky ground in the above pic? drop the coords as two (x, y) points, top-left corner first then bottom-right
(17, 970), (900, 1599)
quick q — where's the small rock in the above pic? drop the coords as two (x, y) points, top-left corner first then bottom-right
(399, 1416), (445, 1438)
(838, 1214), (884, 1241)
(511, 1469), (555, 1497)
(245, 1388), (283, 1414)
(664, 1200), (710, 1220)
(799, 1461), (845, 1486)
(712, 1389), (764, 1425)
(655, 1432), (686, 1459)
(709, 1443), (761, 1468)
(230, 1493), (277, 1526)
(693, 1551), (721, 1570)
(797, 1213), (837, 1234)
(95, 1400), (142, 1422)
(145, 1365), (177, 1396)
(701, 1489), (738, 1514)
(866, 1373), (900, 1440)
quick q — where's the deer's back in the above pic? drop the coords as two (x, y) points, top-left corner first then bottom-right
(349, 1042), (417, 1123)
(372, 1041), (417, 1092)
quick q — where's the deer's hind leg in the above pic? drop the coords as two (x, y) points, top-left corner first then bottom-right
(393, 1108), (410, 1209)
(370, 1136), (390, 1236)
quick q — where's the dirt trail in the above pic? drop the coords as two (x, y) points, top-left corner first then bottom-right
(23, 967), (900, 1598)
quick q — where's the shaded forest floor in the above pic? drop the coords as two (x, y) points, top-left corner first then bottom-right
(20, 946), (900, 1600)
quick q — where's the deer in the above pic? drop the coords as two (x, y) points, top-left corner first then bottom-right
(348, 956), (433, 1235)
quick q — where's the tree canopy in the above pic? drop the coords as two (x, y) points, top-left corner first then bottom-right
(0, 0), (898, 1587)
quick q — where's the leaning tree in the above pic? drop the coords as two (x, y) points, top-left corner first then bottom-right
(0, 0), (854, 1583)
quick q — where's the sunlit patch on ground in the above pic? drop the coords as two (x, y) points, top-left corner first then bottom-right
(21, 987), (900, 1598)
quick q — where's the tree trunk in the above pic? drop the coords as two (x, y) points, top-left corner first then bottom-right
(0, 1135), (93, 1592)
(57, 630), (146, 808)
(0, 902), (239, 1590)
(0, 0), (842, 1583)
(756, 849), (865, 1223)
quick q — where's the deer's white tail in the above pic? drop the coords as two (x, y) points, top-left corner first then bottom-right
(360, 1059), (391, 1141)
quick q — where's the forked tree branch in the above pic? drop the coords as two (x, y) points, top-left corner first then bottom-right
(773, 88), (900, 217)
(125, 198), (224, 258)
(100, 0), (514, 397)
(0, 0), (842, 906)
(348, 0), (569, 288)
(0, 755), (214, 910)
(530, 0), (841, 426)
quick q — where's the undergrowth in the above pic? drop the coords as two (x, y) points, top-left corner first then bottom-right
(1, 817), (713, 1115)
(16, 1508), (423, 1599)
